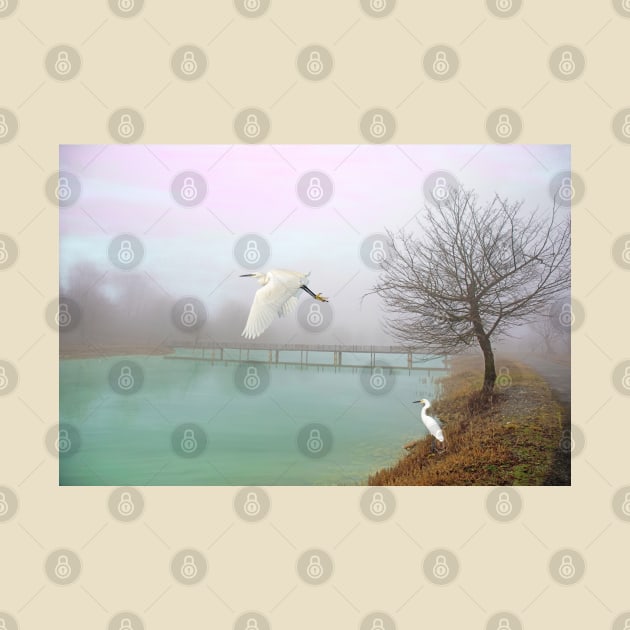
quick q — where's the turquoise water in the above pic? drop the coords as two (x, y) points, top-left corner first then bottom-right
(59, 353), (445, 486)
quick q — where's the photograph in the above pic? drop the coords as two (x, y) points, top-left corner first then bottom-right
(58, 143), (571, 485)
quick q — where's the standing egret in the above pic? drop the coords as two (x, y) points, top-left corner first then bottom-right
(412, 398), (445, 450)
(240, 269), (328, 340)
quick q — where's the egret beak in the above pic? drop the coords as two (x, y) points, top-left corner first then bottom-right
(412, 400), (421, 404)
(240, 274), (255, 277)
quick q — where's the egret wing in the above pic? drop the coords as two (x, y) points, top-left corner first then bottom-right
(242, 273), (302, 339)
(280, 296), (299, 317)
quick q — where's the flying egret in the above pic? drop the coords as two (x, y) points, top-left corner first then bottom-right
(412, 398), (445, 450)
(240, 269), (328, 340)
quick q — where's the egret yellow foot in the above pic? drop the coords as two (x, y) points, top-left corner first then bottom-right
(315, 293), (329, 302)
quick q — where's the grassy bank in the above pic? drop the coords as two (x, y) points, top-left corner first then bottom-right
(369, 356), (568, 486)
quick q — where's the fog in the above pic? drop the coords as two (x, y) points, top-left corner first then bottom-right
(60, 144), (570, 352)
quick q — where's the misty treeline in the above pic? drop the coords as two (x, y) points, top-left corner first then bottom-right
(60, 262), (357, 348)
(60, 262), (258, 348)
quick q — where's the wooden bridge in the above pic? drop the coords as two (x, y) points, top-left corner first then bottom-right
(163, 341), (449, 372)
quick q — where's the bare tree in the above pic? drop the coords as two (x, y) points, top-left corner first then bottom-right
(372, 189), (570, 396)
(529, 302), (570, 357)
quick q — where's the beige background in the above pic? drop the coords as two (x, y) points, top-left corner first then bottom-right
(1, 0), (629, 628)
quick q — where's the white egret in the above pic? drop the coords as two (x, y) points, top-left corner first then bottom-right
(240, 269), (328, 340)
(412, 398), (445, 448)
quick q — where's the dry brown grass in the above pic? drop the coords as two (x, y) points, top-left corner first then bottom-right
(368, 356), (566, 486)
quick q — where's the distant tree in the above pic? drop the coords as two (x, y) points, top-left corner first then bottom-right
(372, 189), (570, 396)
(529, 304), (570, 356)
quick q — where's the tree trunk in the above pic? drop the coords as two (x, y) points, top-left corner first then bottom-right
(477, 331), (496, 395)
(469, 297), (496, 396)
